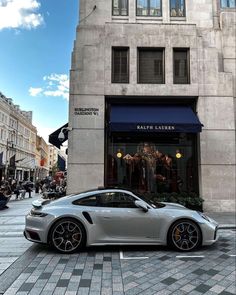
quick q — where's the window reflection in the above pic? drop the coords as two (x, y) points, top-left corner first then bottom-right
(170, 0), (185, 17)
(113, 0), (128, 16)
(137, 0), (162, 16)
(221, 0), (236, 7)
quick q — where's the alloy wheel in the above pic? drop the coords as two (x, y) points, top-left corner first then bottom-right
(51, 219), (83, 253)
(170, 220), (201, 251)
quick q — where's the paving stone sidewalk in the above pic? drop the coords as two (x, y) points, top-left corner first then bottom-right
(1, 229), (235, 295)
(0, 192), (40, 276)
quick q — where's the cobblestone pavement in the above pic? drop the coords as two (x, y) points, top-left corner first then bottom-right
(0, 229), (235, 295)
(0, 193), (40, 277)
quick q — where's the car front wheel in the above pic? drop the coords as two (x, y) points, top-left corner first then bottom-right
(168, 220), (202, 251)
(50, 218), (85, 253)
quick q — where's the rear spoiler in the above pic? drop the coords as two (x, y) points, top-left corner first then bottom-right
(32, 199), (51, 209)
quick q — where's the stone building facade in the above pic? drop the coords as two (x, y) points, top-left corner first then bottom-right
(0, 92), (37, 181)
(68, 0), (236, 211)
(35, 136), (49, 180)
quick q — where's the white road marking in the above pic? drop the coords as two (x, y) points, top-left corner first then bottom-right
(119, 251), (149, 260)
(229, 255), (236, 257)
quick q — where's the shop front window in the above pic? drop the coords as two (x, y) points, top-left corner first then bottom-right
(106, 133), (198, 194)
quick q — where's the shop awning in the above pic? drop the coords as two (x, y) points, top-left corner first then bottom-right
(49, 123), (68, 149)
(110, 105), (203, 133)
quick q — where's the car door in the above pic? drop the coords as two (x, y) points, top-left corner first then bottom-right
(91, 191), (157, 243)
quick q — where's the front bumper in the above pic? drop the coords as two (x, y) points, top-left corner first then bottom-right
(201, 218), (219, 246)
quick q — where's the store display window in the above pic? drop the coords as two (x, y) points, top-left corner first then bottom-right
(106, 133), (198, 194)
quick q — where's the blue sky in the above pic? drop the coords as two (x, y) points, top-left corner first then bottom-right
(0, 0), (78, 141)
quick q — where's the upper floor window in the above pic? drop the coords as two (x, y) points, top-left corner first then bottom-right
(112, 0), (128, 16)
(137, 0), (162, 16)
(170, 0), (185, 17)
(112, 47), (129, 83)
(138, 48), (165, 83)
(220, 0), (236, 8)
(173, 48), (190, 84)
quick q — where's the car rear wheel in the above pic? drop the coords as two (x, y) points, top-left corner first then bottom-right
(50, 218), (85, 253)
(168, 220), (201, 251)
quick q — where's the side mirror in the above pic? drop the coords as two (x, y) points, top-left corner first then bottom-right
(135, 200), (149, 212)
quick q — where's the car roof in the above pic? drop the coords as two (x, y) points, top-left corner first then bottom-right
(67, 188), (137, 200)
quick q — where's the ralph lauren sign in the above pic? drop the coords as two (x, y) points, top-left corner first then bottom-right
(137, 125), (176, 131)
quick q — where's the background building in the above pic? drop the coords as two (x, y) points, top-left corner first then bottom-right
(48, 144), (67, 176)
(0, 92), (37, 181)
(68, 0), (236, 211)
(35, 135), (49, 180)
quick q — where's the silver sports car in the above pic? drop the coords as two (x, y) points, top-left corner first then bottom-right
(24, 188), (219, 253)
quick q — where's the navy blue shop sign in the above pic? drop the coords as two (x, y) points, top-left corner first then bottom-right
(110, 105), (203, 133)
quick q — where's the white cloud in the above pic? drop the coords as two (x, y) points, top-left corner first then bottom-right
(0, 0), (44, 30)
(29, 87), (42, 96)
(29, 73), (69, 101)
(36, 126), (55, 143)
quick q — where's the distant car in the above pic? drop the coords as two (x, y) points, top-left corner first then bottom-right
(24, 188), (219, 253)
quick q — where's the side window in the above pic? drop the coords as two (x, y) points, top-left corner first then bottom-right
(73, 195), (97, 206)
(98, 192), (137, 208)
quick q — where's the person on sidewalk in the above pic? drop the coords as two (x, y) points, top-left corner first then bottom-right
(0, 187), (10, 210)
(23, 182), (33, 198)
(14, 182), (21, 200)
(35, 178), (40, 194)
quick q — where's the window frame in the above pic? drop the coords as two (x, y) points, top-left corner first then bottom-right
(112, 0), (129, 16)
(170, 0), (186, 17)
(173, 48), (190, 84)
(112, 47), (130, 84)
(137, 47), (165, 84)
(136, 0), (162, 17)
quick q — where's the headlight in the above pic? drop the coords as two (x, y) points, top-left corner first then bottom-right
(30, 209), (48, 217)
(197, 211), (210, 222)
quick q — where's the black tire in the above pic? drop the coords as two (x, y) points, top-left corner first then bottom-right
(49, 218), (86, 253)
(168, 219), (202, 251)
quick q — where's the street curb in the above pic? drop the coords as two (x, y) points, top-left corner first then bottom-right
(0, 244), (39, 294)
